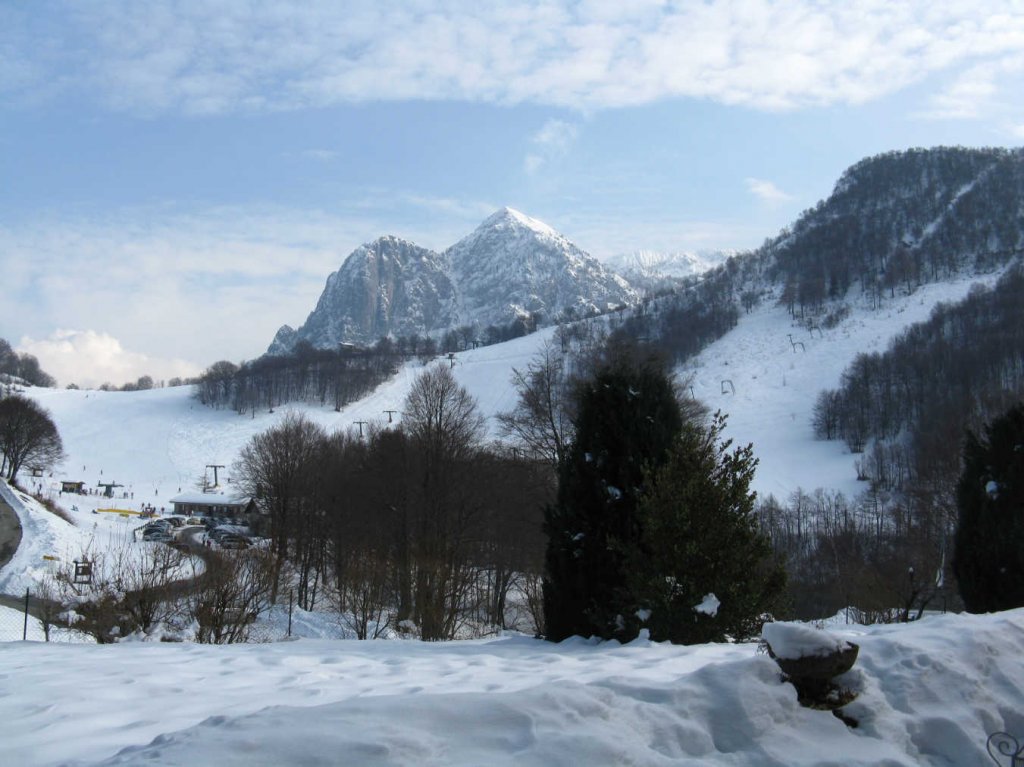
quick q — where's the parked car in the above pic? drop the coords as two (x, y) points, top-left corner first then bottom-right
(219, 536), (249, 550)
(209, 526), (247, 541)
(143, 531), (173, 543)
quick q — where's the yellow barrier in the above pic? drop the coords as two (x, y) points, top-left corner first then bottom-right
(95, 507), (140, 516)
(42, 555), (59, 561)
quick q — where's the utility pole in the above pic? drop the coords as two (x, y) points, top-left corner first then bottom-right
(354, 420), (367, 437)
(383, 410), (398, 424)
(448, 352), (456, 369)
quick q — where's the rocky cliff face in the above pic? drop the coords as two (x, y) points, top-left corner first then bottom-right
(270, 236), (456, 351)
(268, 208), (638, 353)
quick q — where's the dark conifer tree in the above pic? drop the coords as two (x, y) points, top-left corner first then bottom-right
(542, 343), (683, 641)
(953, 402), (1024, 612)
(629, 412), (786, 644)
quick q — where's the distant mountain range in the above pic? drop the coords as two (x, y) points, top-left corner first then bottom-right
(269, 207), (642, 354)
(601, 249), (733, 292)
(270, 146), (1024, 357)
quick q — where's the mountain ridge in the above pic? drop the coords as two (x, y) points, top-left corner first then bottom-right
(269, 207), (636, 353)
(603, 249), (733, 292)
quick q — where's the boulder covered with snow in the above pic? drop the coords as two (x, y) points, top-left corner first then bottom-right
(762, 621), (859, 699)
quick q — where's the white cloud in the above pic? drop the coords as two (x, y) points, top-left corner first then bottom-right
(18, 329), (201, 389)
(745, 178), (792, 205)
(526, 118), (579, 174)
(7, 2), (1024, 115)
(0, 206), (378, 380)
(533, 119), (579, 152)
(925, 67), (1000, 119)
(298, 149), (340, 162)
(402, 195), (497, 221)
(0, 199), (510, 385)
(921, 54), (1024, 120)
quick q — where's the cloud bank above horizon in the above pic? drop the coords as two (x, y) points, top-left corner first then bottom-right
(2, 1), (1022, 121)
(18, 329), (201, 390)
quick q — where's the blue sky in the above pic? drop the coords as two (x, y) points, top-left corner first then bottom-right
(2, 1), (1023, 387)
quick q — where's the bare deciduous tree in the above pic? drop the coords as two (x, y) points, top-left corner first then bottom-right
(496, 342), (572, 467)
(403, 365), (486, 640)
(0, 394), (64, 482)
(187, 548), (278, 644)
(234, 412), (326, 596)
(404, 365), (486, 459)
(48, 536), (194, 642)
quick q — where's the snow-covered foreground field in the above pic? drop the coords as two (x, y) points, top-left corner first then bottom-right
(1, 609), (1022, 766)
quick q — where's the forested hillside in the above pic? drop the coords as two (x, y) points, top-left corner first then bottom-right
(751, 263), (1021, 619)
(196, 342), (402, 414)
(767, 147), (1023, 312)
(614, 147), (1024, 366)
(606, 148), (1024, 621)
(0, 338), (55, 388)
(814, 263), (1024, 507)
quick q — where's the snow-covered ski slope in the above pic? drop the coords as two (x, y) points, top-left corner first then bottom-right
(0, 267), (997, 581)
(689, 269), (1004, 501)
(2, 268), (1001, 596)
(23, 325), (557, 502)
(0, 330), (557, 593)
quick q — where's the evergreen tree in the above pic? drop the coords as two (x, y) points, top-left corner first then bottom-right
(953, 402), (1024, 613)
(629, 412), (786, 644)
(542, 344), (684, 641)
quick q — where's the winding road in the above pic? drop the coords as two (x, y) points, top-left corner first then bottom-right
(0, 493), (22, 577)
(0, 491), (212, 624)
(0, 492), (33, 617)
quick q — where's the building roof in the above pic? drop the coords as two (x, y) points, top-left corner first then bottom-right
(168, 492), (253, 507)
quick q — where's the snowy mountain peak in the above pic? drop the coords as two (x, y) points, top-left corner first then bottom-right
(602, 249), (732, 294)
(479, 207), (560, 239)
(367, 233), (417, 249)
(447, 209), (636, 328)
(269, 210), (638, 353)
(267, 324), (298, 356)
(607, 249), (732, 278)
